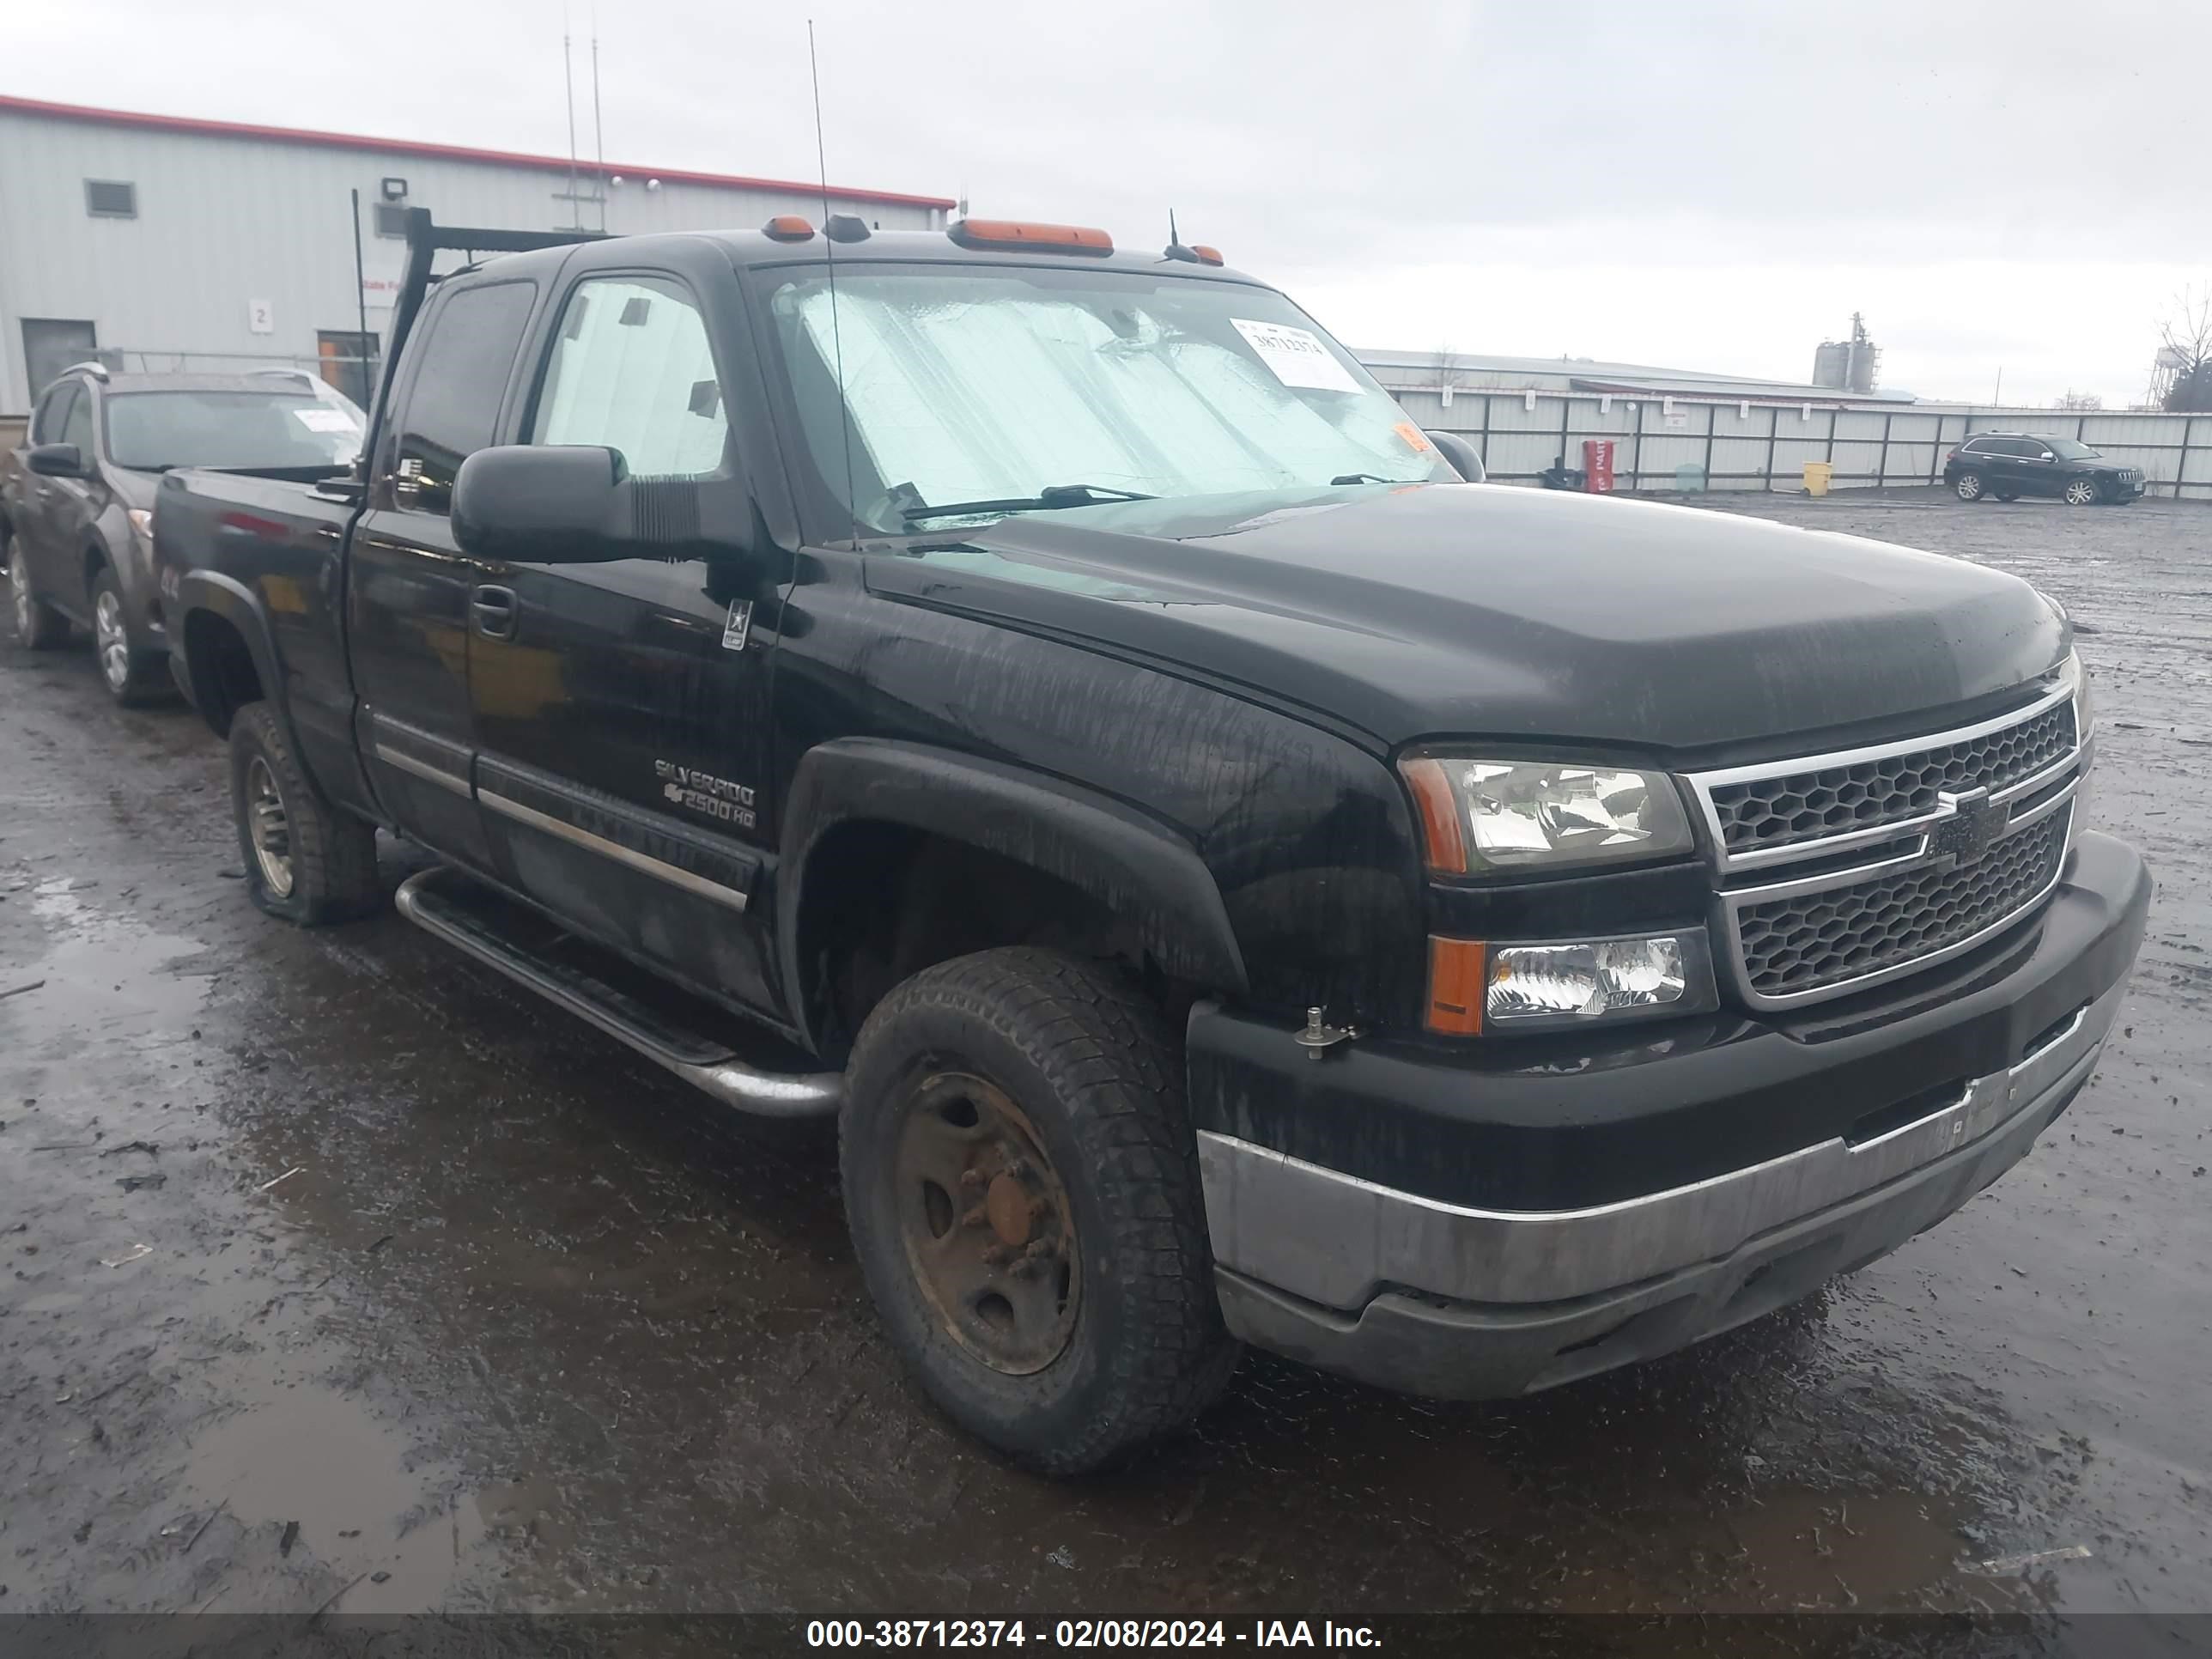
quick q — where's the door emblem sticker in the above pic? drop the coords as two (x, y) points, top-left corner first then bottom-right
(722, 599), (753, 653)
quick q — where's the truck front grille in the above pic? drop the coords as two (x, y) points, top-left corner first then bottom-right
(1736, 805), (2071, 1000)
(1688, 664), (2087, 1009)
(1707, 701), (2075, 857)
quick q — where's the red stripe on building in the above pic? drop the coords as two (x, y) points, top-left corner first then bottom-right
(0, 93), (957, 211)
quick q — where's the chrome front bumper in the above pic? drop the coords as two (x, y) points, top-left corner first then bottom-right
(1200, 978), (2122, 1320)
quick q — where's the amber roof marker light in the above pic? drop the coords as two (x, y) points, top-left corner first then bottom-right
(949, 219), (1115, 255)
(762, 214), (815, 242)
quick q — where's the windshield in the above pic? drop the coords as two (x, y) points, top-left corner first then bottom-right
(104, 390), (364, 471)
(757, 263), (1455, 538)
(2045, 437), (2099, 460)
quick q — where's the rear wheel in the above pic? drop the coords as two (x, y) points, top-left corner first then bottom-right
(227, 702), (383, 924)
(2063, 477), (2102, 506)
(1954, 471), (1986, 502)
(842, 947), (1237, 1474)
(8, 542), (69, 649)
(90, 566), (170, 706)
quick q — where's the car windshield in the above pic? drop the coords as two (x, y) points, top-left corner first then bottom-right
(104, 389), (364, 471)
(2045, 437), (2099, 460)
(757, 262), (1455, 538)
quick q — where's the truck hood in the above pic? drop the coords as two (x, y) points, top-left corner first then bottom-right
(867, 484), (2068, 757)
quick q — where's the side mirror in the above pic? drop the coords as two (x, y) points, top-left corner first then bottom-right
(2038, 451), (2056, 462)
(1425, 430), (1486, 483)
(451, 442), (732, 566)
(27, 442), (87, 478)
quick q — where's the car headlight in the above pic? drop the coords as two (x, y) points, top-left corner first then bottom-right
(2070, 653), (2094, 742)
(1400, 754), (1695, 874)
(1425, 930), (1717, 1034)
(127, 507), (155, 545)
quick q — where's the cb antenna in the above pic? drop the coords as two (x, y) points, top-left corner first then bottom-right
(808, 19), (861, 548)
(591, 7), (606, 231)
(562, 7), (580, 231)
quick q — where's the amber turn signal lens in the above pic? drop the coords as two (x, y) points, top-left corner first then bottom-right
(1426, 937), (1486, 1035)
(1400, 757), (1468, 875)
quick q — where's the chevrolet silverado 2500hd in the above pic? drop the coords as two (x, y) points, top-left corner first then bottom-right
(153, 210), (2150, 1473)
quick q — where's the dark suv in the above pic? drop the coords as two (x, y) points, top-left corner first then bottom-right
(1944, 432), (2145, 506)
(2, 366), (363, 703)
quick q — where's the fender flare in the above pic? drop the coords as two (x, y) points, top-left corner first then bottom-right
(777, 738), (1249, 1046)
(175, 569), (299, 752)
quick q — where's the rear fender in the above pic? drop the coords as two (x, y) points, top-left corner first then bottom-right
(177, 569), (299, 754)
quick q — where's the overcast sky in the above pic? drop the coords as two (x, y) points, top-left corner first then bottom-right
(19, 0), (2209, 405)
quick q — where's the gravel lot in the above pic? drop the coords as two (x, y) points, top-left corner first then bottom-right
(2, 487), (2207, 1646)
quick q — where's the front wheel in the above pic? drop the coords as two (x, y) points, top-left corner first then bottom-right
(842, 947), (1237, 1474)
(1954, 471), (1986, 502)
(227, 702), (383, 924)
(90, 566), (170, 706)
(2063, 477), (2102, 506)
(8, 543), (69, 649)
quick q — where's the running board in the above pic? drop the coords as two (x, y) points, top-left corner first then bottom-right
(394, 866), (842, 1119)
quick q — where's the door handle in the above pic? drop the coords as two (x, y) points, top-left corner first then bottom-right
(471, 585), (517, 641)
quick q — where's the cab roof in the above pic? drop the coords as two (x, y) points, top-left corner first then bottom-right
(463, 225), (1266, 287)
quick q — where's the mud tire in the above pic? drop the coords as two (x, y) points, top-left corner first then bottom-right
(228, 702), (382, 925)
(842, 947), (1237, 1474)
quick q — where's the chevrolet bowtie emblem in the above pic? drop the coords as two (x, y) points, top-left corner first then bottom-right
(1931, 788), (2002, 866)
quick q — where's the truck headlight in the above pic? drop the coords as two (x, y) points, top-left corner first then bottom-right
(127, 507), (155, 546)
(2070, 653), (2094, 741)
(1401, 754), (1694, 874)
(1426, 931), (1717, 1033)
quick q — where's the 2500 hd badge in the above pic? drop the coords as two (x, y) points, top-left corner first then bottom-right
(654, 759), (757, 829)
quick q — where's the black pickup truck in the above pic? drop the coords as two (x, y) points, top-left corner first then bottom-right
(154, 211), (2150, 1473)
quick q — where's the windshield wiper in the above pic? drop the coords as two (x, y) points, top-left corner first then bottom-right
(901, 483), (1155, 523)
(1329, 472), (1420, 486)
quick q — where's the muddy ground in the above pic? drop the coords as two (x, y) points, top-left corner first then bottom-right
(2, 488), (2208, 1645)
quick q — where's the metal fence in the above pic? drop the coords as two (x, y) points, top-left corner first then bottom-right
(1373, 383), (2212, 500)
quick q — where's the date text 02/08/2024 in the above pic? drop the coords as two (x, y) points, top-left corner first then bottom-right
(805, 1621), (1381, 1649)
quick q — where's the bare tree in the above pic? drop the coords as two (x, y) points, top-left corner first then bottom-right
(2156, 284), (2212, 412)
(1427, 341), (1462, 412)
(2055, 390), (2103, 410)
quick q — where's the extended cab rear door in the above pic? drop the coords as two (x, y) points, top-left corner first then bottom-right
(348, 276), (539, 872)
(466, 252), (784, 1016)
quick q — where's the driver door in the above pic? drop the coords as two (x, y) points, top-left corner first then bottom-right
(469, 267), (782, 1014)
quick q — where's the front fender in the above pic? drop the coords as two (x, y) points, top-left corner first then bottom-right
(777, 738), (1249, 1048)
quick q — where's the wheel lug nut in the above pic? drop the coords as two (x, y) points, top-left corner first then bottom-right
(959, 1168), (986, 1191)
(959, 1204), (991, 1230)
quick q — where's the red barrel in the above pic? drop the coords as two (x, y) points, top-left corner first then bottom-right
(1582, 439), (1616, 493)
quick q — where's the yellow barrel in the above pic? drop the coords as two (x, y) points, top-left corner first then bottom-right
(1802, 461), (1833, 496)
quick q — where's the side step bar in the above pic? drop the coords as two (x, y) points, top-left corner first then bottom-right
(394, 866), (842, 1119)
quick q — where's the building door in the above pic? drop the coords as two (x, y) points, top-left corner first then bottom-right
(21, 319), (97, 402)
(316, 330), (380, 411)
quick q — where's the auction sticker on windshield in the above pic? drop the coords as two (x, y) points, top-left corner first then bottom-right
(292, 407), (357, 433)
(1231, 319), (1362, 393)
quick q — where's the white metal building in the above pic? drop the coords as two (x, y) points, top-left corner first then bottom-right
(0, 94), (955, 416)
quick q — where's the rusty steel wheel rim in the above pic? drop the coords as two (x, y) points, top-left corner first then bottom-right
(893, 1069), (1080, 1375)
